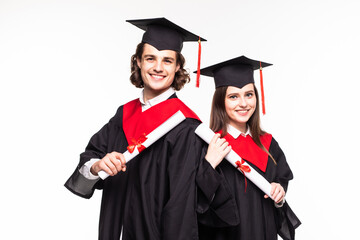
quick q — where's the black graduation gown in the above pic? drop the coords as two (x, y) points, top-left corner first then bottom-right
(198, 137), (301, 240)
(65, 95), (237, 240)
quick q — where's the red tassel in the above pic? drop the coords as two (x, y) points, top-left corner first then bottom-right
(259, 62), (266, 115)
(196, 37), (201, 88)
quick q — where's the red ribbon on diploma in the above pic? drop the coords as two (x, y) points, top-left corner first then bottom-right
(127, 133), (148, 153)
(235, 159), (251, 192)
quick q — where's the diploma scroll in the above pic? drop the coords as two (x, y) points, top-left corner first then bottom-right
(195, 123), (273, 200)
(98, 110), (186, 180)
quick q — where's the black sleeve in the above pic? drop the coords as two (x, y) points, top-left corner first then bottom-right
(270, 137), (301, 240)
(196, 146), (239, 227)
(64, 106), (123, 199)
(159, 119), (205, 239)
(270, 138), (293, 192)
(158, 118), (238, 239)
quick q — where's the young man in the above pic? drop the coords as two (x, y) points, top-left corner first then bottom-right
(65, 18), (237, 240)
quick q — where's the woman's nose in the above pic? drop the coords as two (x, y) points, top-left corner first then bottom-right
(238, 97), (247, 107)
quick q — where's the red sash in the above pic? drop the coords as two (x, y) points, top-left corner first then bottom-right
(123, 98), (200, 145)
(220, 131), (272, 172)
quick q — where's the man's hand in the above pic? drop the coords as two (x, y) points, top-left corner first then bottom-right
(90, 152), (127, 176)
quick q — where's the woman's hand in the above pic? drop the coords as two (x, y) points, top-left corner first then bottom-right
(264, 182), (285, 204)
(90, 151), (127, 176)
(205, 133), (231, 169)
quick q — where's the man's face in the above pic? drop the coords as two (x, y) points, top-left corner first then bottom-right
(137, 43), (180, 100)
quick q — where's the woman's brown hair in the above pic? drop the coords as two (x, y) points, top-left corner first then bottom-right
(129, 43), (190, 90)
(209, 84), (276, 164)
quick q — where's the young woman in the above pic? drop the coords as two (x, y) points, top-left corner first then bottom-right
(197, 56), (301, 240)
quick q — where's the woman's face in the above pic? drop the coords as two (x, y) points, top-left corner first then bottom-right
(225, 84), (257, 131)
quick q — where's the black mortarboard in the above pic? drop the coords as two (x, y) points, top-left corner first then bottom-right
(126, 17), (206, 52)
(196, 56), (272, 89)
(196, 56), (272, 114)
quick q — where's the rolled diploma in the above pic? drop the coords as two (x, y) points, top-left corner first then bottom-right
(195, 123), (273, 200)
(98, 110), (186, 179)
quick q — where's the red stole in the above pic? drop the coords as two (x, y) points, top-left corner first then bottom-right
(220, 131), (272, 172)
(123, 98), (200, 145)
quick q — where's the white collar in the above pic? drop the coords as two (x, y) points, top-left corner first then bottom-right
(227, 124), (252, 139)
(139, 88), (175, 111)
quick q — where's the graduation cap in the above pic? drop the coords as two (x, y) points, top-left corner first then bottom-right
(127, 17), (206, 87)
(196, 56), (272, 114)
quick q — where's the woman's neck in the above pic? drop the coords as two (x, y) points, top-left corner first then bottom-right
(229, 122), (247, 134)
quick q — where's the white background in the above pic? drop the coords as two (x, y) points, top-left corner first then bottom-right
(1, 0), (359, 239)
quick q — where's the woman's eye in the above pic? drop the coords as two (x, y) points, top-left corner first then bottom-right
(229, 95), (237, 99)
(146, 57), (154, 62)
(246, 93), (253, 97)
